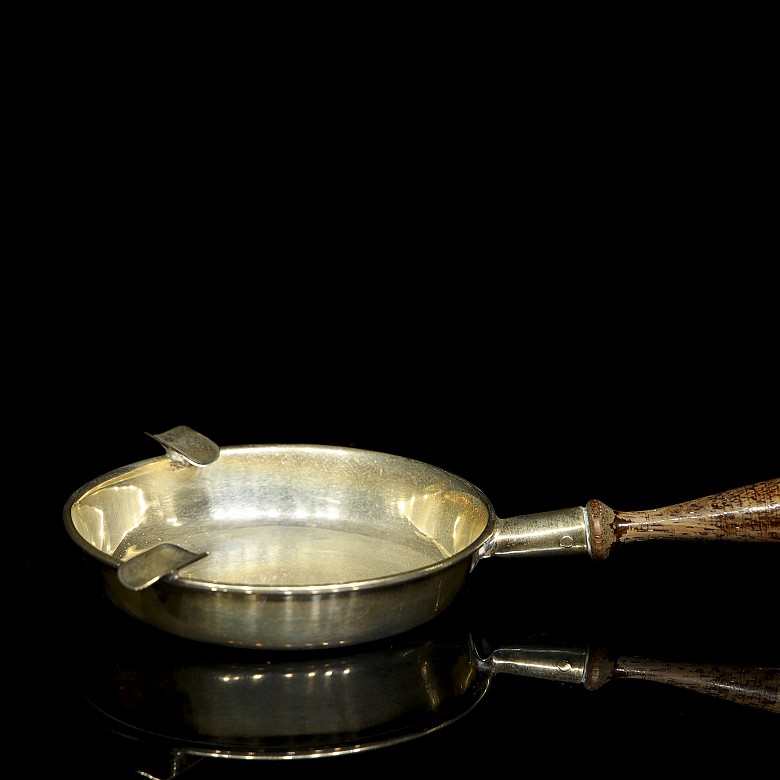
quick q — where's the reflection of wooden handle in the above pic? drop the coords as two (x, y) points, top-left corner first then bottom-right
(583, 649), (780, 714)
(587, 478), (780, 559)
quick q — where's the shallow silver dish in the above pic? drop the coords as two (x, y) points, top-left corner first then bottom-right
(63, 426), (780, 650)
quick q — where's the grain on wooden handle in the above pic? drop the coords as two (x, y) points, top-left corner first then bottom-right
(583, 649), (780, 714)
(586, 478), (780, 559)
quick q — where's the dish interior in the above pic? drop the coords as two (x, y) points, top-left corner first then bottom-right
(68, 446), (491, 586)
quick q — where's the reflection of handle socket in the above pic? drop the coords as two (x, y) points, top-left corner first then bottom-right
(483, 645), (590, 684)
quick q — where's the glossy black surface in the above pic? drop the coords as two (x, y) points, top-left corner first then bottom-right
(23, 389), (776, 780)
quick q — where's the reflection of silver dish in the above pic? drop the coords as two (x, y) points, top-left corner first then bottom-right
(86, 633), (488, 760)
(79, 606), (779, 777)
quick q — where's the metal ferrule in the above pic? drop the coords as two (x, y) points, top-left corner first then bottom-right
(488, 507), (590, 557)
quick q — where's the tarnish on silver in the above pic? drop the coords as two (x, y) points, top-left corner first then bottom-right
(146, 425), (220, 467)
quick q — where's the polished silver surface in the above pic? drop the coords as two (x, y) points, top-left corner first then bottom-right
(63, 429), (779, 650)
(490, 507), (590, 556)
(145, 425), (220, 466)
(65, 443), (493, 648)
(118, 543), (208, 591)
(68, 445), (490, 585)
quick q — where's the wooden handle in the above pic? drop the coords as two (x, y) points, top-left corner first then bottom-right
(583, 649), (780, 714)
(586, 478), (780, 559)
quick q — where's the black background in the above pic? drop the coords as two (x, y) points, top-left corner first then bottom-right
(19, 270), (778, 778)
(15, 20), (779, 774)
